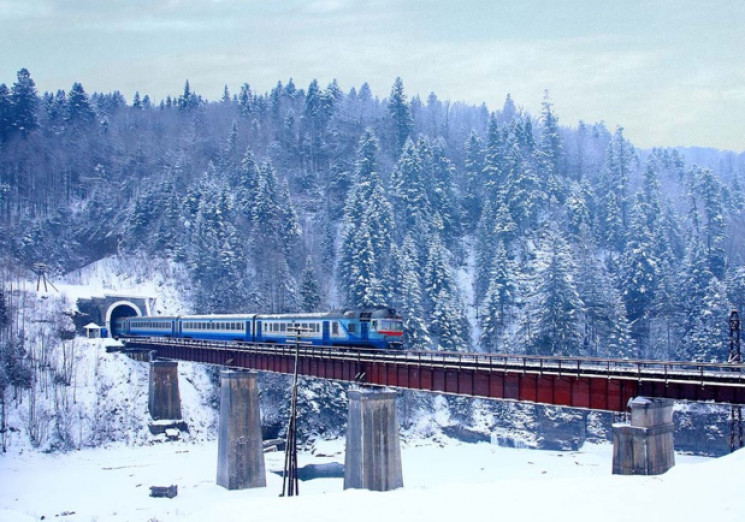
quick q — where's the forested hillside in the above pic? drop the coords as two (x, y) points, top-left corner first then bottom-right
(2, 68), (745, 362)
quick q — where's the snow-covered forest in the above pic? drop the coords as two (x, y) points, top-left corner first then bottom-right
(2, 68), (745, 365)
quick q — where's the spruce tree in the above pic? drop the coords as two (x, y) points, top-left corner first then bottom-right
(66, 82), (96, 125)
(0, 84), (12, 143)
(535, 91), (564, 204)
(527, 232), (585, 356)
(387, 77), (413, 155)
(479, 241), (515, 352)
(390, 239), (431, 351)
(10, 68), (39, 137)
(462, 132), (484, 228)
(300, 256), (322, 312)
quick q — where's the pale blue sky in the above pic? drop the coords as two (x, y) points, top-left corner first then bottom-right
(1, 0), (743, 151)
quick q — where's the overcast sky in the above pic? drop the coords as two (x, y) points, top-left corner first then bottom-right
(1, 0), (743, 152)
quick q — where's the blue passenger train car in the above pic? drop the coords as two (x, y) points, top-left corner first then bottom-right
(112, 308), (404, 350)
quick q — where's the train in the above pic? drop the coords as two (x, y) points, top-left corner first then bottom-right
(112, 307), (405, 350)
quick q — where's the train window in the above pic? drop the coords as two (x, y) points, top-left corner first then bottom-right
(348, 323), (356, 334)
(332, 322), (339, 335)
(372, 320), (378, 330)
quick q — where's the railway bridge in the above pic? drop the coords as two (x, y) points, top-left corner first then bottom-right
(122, 337), (745, 491)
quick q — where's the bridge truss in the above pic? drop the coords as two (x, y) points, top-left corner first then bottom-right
(121, 337), (745, 412)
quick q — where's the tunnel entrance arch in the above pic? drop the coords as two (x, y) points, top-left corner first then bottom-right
(107, 300), (143, 338)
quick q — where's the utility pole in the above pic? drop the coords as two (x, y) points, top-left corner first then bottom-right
(729, 309), (741, 363)
(281, 325), (311, 497)
(33, 263), (58, 293)
(729, 309), (743, 452)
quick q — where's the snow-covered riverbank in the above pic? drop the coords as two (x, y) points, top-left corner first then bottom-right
(2, 437), (742, 522)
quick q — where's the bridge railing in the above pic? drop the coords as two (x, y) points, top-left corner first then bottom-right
(123, 336), (745, 388)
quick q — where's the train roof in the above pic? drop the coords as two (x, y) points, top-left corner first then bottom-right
(254, 312), (339, 320)
(126, 315), (180, 321)
(179, 314), (257, 320)
(126, 308), (400, 321)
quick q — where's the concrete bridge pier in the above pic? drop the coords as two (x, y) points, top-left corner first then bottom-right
(148, 360), (182, 421)
(217, 370), (266, 490)
(612, 396), (675, 475)
(344, 388), (403, 491)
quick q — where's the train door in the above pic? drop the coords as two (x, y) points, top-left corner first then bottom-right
(322, 321), (330, 345)
(361, 321), (369, 341)
(173, 321), (178, 337)
(256, 321), (262, 341)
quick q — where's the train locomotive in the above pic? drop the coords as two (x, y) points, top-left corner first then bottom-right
(112, 307), (405, 350)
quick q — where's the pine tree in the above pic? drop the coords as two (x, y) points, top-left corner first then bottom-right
(238, 83), (252, 117)
(300, 256), (322, 312)
(503, 131), (543, 230)
(178, 80), (201, 111)
(575, 231), (633, 358)
(423, 234), (469, 351)
(566, 183), (593, 237)
(695, 167), (726, 278)
(620, 199), (659, 326)
(10, 68), (39, 137)
(387, 77), (413, 155)
(685, 277), (730, 362)
(0, 84), (12, 143)
(527, 232), (585, 356)
(348, 221), (386, 308)
(482, 114), (505, 202)
(339, 129), (396, 307)
(390, 238), (431, 350)
(391, 139), (429, 233)
(479, 241), (515, 352)
(605, 127), (637, 228)
(234, 147), (262, 215)
(462, 132), (484, 228)
(66, 82), (96, 125)
(428, 139), (460, 242)
(679, 239), (715, 359)
(535, 90), (564, 204)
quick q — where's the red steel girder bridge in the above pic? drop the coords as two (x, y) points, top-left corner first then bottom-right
(122, 337), (745, 412)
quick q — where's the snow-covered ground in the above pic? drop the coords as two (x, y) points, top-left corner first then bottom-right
(3, 258), (744, 521)
(1, 437), (742, 522)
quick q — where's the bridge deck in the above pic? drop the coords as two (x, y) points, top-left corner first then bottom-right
(122, 337), (745, 412)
